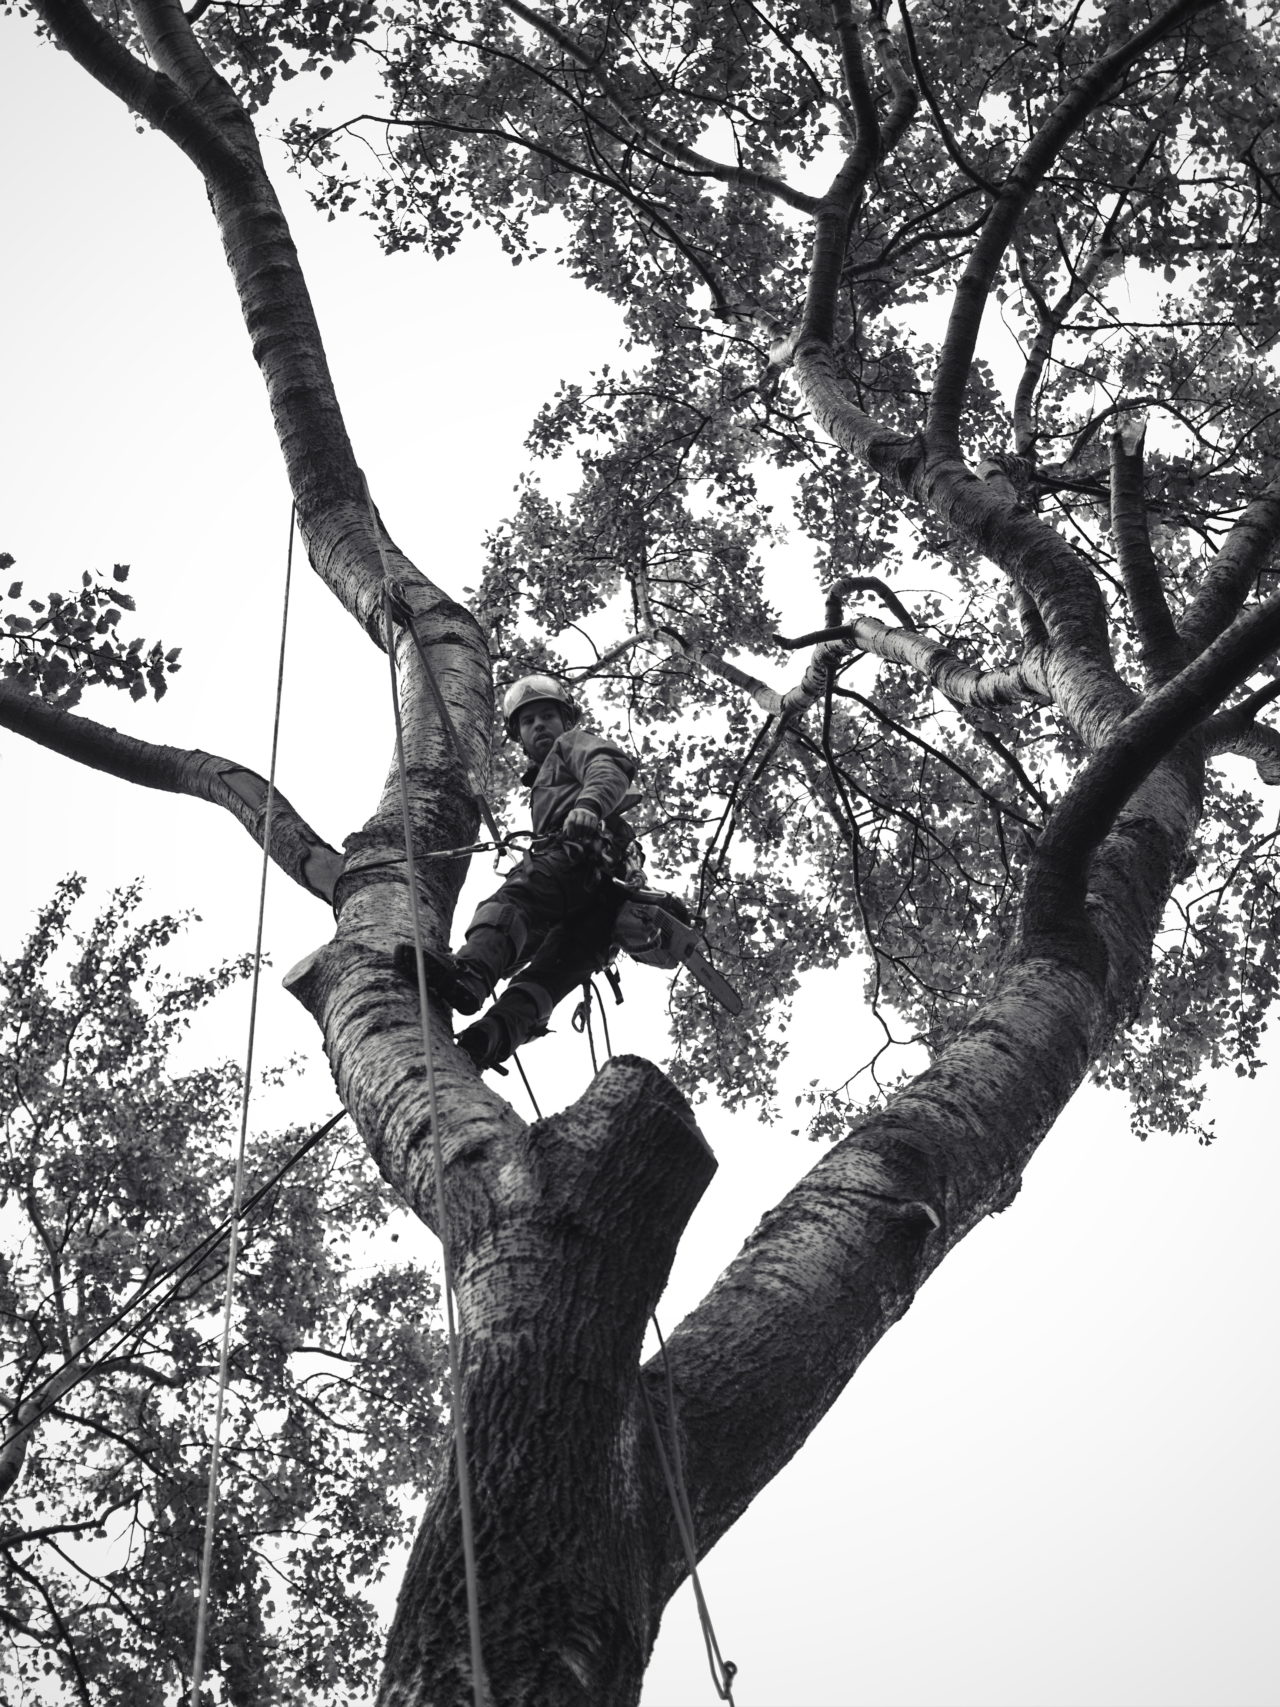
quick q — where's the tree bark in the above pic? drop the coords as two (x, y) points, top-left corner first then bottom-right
(377, 1058), (716, 1707)
(19, 4), (1280, 1705)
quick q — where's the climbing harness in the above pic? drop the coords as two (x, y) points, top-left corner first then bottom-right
(191, 504), (297, 1705)
(368, 477), (488, 1707)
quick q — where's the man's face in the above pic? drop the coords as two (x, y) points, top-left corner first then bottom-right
(516, 701), (567, 761)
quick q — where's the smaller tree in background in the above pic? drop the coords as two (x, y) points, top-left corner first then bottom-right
(0, 877), (446, 1706)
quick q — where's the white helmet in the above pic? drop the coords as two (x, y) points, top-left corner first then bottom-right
(501, 674), (580, 739)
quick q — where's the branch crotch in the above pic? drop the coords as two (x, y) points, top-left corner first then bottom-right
(380, 1057), (717, 1707)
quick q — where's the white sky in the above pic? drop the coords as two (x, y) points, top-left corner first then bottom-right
(3, 20), (1279, 1707)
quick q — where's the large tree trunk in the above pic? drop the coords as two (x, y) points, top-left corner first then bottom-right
(24, 4), (1274, 1704)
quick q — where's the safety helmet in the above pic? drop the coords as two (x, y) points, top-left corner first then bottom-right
(501, 674), (580, 739)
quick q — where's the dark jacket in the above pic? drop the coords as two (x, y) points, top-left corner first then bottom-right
(522, 727), (639, 835)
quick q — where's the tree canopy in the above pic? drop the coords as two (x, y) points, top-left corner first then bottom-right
(4, 0), (1280, 1700)
(0, 881), (445, 1702)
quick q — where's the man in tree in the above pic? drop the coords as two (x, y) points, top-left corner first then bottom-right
(404, 672), (641, 1071)
(5, 0), (1280, 1700)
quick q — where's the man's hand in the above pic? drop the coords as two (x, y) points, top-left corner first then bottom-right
(562, 807), (601, 841)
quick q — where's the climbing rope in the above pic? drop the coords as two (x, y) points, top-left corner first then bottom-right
(512, 1051), (542, 1118)
(190, 504), (296, 1704)
(366, 476), (487, 1707)
(692, 711), (778, 930)
(642, 1317), (738, 1705)
(11, 1111), (346, 1429)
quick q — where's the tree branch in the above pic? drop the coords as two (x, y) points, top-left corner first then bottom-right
(786, 342), (1126, 710)
(1013, 233), (1123, 457)
(1109, 418), (1185, 685)
(926, 0), (1219, 456)
(1178, 478), (1280, 655)
(498, 0), (821, 213)
(798, 3), (883, 346)
(1204, 679), (1280, 781)
(130, 0), (231, 107)
(0, 681), (342, 902)
(31, 0), (243, 178)
(1029, 585), (1280, 933)
(895, 0), (995, 191)
(775, 614), (1052, 710)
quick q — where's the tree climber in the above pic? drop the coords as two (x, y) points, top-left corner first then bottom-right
(400, 674), (644, 1071)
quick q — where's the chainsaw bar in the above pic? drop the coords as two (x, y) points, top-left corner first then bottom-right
(652, 908), (744, 1015)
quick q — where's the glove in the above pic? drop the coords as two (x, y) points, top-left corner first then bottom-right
(562, 807), (601, 841)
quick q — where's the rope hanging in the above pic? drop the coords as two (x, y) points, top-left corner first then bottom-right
(14, 1111), (346, 1430)
(642, 1317), (738, 1705)
(191, 503), (296, 1704)
(555, 996), (737, 1704)
(365, 476), (488, 1707)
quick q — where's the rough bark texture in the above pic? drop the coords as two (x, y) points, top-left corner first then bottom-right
(0, 680), (343, 899)
(378, 1058), (715, 1707)
(20, 2), (1280, 1704)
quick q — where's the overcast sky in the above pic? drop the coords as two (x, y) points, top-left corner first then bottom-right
(3, 20), (1279, 1707)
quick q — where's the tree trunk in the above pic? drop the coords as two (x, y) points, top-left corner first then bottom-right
(376, 1058), (716, 1707)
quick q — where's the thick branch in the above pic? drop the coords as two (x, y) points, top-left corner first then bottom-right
(1, 1359), (86, 1501)
(1029, 586), (1280, 932)
(39, 0), (499, 965)
(1210, 718), (1280, 784)
(31, 0), (241, 176)
(788, 342), (1125, 719)
(643, 605), (1222, 1585)
(798, 6), (881, 346)
(130, 0), (232, 108)
(0, 681), (342, 901)
(926, 0), (1218, 454)
(1109, 420), (1185, 685)
(776, 615), (1052, 709)
(1178, 479), (1280, 655)
(1203, 676), (1280, 776)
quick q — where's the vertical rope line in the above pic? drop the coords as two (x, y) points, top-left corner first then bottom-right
(581, 981), (600, 1074)
(590, 976), (614, 1059)
(513, 1052), (542, 1118)
(190, 504), (295, 1706)
(642, 1315), (738, 1704)
(363, 475), (486, 1706)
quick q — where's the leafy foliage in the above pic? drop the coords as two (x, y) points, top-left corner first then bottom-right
(0, 880), (445, 1704)
(267, 0), (1280, 1136)
(0, 556), (180, 708)
(24, 0), (1280, 1149)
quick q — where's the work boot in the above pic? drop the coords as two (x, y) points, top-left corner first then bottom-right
(392, 944), (487, 1016)
(456, 982), (551, 1072)
(455, 1012), (513, 1073)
